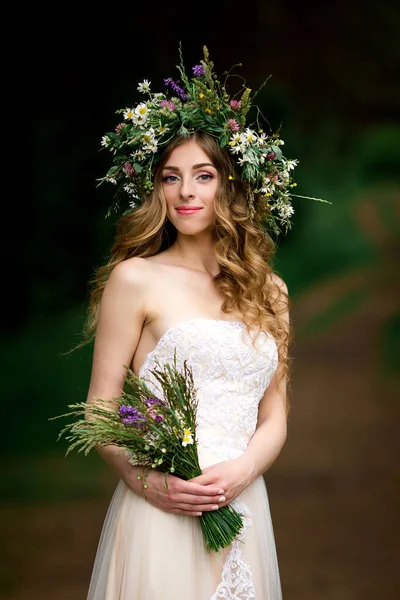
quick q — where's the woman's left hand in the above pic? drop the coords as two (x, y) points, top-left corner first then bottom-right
(189, 455), (255, 507)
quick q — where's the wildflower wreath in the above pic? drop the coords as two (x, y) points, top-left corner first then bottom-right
(99, 44), (329, 235)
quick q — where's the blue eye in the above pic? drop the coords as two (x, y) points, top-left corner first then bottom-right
(198, 174), (213, 181)
(163, 175), (179, 183)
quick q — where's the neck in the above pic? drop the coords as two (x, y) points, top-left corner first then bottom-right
(169, 233), (219, 276)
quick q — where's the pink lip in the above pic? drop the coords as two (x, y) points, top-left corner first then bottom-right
(176, 207), (202, 214)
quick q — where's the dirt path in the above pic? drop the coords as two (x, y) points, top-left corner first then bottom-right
(2, 290), (398, 599)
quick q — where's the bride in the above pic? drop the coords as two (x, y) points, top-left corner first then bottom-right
(81, 47), (293, 599)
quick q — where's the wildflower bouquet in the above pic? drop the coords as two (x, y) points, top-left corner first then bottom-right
(50, 356), (244, 553)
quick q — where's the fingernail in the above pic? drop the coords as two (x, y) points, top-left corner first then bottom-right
(211, 505), (219, 511)
(218, 489), (224, 495)
(196, 512), (202, 516)
(218, 496), (226, 502)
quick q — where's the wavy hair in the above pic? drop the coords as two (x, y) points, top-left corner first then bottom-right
(79, 131), (292, 413)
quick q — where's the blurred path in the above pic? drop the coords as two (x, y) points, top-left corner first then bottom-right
(1, 289), (398, 599)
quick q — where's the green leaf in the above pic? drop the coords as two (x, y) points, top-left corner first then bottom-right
(220, 134), (228, 148)
(271, 145), (282, 160)
(133, 163), (143, 173)
(106, 165), (119, 176)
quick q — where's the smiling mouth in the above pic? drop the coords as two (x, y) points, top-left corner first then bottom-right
(176, 207), (203, 214)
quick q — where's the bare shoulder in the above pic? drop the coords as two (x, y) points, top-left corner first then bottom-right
(269, 272), (289, 296)
(268, 272), (290, 323)
(107, 256), (150, 289)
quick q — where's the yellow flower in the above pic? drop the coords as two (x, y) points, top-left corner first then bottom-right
(199, 93), (204, 99)
(229, 141), (235, 147)
(182, 428), (194, 447)
(228, 175), (234, 180)
(292, 182), (298, 187)
(264, 192), (271, 197)
(205, 108), (212, 114)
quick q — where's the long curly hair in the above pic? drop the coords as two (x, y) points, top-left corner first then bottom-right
(80, 131), (292, 413)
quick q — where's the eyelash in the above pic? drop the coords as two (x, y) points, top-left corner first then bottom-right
(162, 173), (214, 183)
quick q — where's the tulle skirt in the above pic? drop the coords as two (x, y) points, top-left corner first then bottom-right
(86, 475), (282, 599)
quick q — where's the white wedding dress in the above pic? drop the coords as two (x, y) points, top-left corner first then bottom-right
(87, 318), (283, 599)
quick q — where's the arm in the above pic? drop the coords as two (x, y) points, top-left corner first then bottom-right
(85, 257), (147, 494)
(240, 273), (289, 483)
(191, 273), (289, 500)
(86, 258), (225, 515)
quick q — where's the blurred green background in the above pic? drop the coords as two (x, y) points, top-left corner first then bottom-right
(2, 2), (399, 598)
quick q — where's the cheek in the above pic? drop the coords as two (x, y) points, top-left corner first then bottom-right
(204, 181), (218, 205)
(162, 186), (175, 207)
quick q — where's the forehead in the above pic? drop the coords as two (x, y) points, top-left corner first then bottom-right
(166, 140), (212, 167)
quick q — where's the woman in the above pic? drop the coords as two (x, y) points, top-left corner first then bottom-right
(83, 48), (292, 599)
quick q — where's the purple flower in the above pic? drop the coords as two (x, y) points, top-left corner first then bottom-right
(119, 405), (147, 427)
(192, 64), (205, 77)
(149, 409), (164, 422)
(227, 118), (240, 132)
(163, 77), (188, 101)
(145, 397), (162, 407)
(159, 99), (176, 111)
(266, 151), (277, 161)
(229, 99), (241, 110)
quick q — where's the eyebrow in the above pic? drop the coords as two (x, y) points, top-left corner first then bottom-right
(163, 162), (215, 171)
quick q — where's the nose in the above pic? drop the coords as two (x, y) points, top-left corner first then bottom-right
(179, 176), (195, 199)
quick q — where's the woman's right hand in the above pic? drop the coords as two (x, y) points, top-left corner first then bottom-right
(126, 468), (226, 517)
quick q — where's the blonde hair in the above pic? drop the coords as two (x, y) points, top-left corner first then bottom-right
(80, 131), (292, 413)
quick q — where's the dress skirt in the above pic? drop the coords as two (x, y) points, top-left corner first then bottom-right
(87, 475), (282, 599)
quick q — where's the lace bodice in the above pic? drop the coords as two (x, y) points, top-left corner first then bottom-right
(138, 318), (278, 467)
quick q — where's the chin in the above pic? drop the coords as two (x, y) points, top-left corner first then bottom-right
(170, 218), (212, 236)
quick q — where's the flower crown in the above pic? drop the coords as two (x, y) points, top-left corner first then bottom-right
(99, 45), (328, 235)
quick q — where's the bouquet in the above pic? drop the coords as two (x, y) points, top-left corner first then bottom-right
(50, 354), (244, 553)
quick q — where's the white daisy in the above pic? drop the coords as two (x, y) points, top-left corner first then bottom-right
(132, 103), (150, 125)
(143, 142), (158, 153)
(230, 133), (241, 145)
(107, 176), (117, 185)
(132, 149), (145, 161)
(124, 184), (137, 196)
(257, 133), (267, 145)
(137, 79), (151, 94)
(101, 135), (110, 148)
(240, 128), (256, 146)
(135, 103), (150, 118)
(230, 144), (242, 155)
(123, 107), (135, 121)
(142, 128), (156, 145)
(285, 160), (298, 171)
(278, 204), (294, 219)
